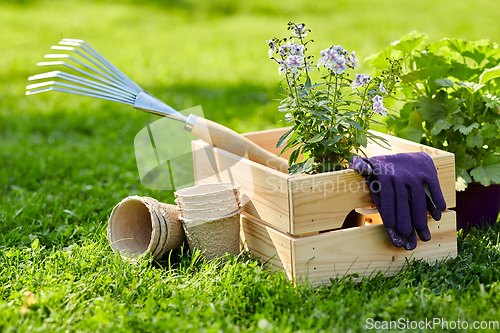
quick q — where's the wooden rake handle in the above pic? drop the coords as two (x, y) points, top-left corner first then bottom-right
(189, 116), (289, 173)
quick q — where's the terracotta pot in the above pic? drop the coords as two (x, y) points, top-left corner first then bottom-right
(455, 182), (500, 230)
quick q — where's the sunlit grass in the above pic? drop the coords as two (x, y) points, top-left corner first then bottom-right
(2, 0), (500, 331)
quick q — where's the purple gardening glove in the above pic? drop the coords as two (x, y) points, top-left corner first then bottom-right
(350, 152), (446, 251)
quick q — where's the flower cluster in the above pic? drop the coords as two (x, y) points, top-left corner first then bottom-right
(291, 23), (307, 37)
(351, 74), (372, 90)
(268, 38), (312, 75)
(267, 22), (400, 174)
(317, 46), (359, 74)
(372, 95), (387, 116)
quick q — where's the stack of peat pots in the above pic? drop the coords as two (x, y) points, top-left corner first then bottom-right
(175, 183), (242, 260)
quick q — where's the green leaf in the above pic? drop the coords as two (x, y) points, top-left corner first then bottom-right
(288, 162), (303, 175)
(425, 38), (450, 54)
(460, 42), (497, 64)
(356, 129), (367, 148)
(303, 157), (315, 173)
(453, 122), (479, 135)
(398, 110), (424, 142)
(455, 176), (468, 192)
(466, 134), (483, 148)
(456, 169), (473, 192)
(416, 92), (448, 122)
(451, 116), (464, 126)
(346, 120), (364, 131)
(289, 147), (301, 165)
(479, 123), (498, 138)
(479, 63), (500, 84)
(391, 31), (428, 54)
(446, 38), (474, 54)
(276, 127), (295, 149)
(430, 119), (452, 135)
(446, 98), (461, 115)
(323, 135), (342, 147)
(365, 46), (399, 70)
(456, 81), (485, 93)
(307, 131), (327, 143)
(463, 153), (477, 170)
(452, 145), (467, 171)
(401, 66), (442, 83)
(483, 93), (500, 109)
(435, 78), (454, 88)
(448, 61), (481, 81)
(470, 154), (500, 186)
(305, 76), (312, 91)
(284, 113), (294, 122)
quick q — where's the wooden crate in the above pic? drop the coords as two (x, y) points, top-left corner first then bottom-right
(192, 127), (457, 282)
(240, 210), (457, 285)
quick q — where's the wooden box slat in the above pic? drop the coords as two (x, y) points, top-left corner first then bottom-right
(241, 210), (457, 285)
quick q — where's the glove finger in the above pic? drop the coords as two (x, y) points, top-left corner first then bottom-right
(423, 177), (447, 212)
(376, 177), (397, 230)
(385, 227), (405, 248)
(403, 229), (418, 251)
(350, 156), (373, 177)
(416, 152), (447, 211)
(407, 181), (431, 242)
(426, 194), (442, 221)
(394, 181), (412, 237)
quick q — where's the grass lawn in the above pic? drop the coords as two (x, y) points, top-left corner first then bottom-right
(2, 0), (500, 331)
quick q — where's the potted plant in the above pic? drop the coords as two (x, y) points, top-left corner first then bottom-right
(366, 32), (500, 229)
(266, 22), (401, 175)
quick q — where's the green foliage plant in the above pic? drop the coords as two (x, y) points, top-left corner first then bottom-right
(267, 22), (401, 174)
(366, 32), (500, 191)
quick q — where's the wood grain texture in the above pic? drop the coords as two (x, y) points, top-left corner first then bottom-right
(292, 210), (457, 285)
(241, 211), (457, 285)
(190, 117), (289, 172)
(288, 153), (456, 234)
(193, 140), (291, 232)
(240, 213), (294, 279)
(241, 127), (292, 159)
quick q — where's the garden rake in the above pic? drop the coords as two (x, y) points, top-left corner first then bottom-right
(26, 38), (288, 172)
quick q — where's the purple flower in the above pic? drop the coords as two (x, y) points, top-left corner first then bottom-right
(379, 82), (387, 95)
(291, 23), (307, 37)
(372, 95), (387, 116)
(318, 45), (349, 74)
(278, 45), (287, 56)
(287, 40), (305, 56)
(267, 39), (276, 52)
(351, 74), (372, 90)
(286, 55), (304, 73)
(267, 39), (276, 58)
(331, 45), (346, 55)
(331, 55), (347, 74)
(349, 51), (359, 69)
(277, 59), (287, 75)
